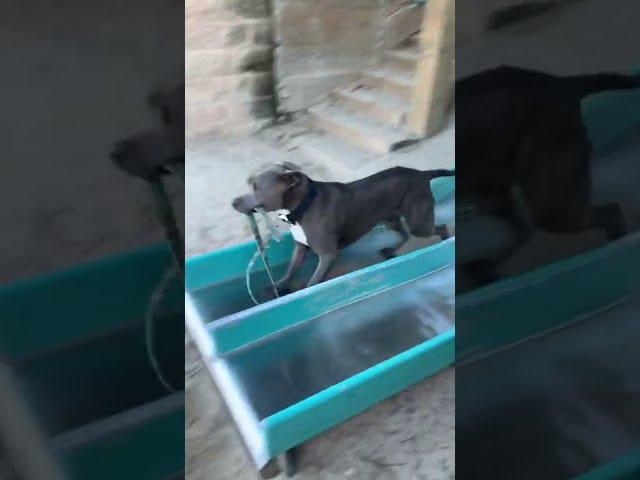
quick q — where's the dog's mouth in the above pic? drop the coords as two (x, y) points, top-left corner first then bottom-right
(232, 195), (263, 215)
(233, 204), (260, 215)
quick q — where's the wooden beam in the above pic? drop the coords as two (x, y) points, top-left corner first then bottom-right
(408, 0), (455, 138)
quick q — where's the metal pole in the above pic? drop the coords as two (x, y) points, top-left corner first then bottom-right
(149, 177), (184, 277)
(248, 213), (279, 299)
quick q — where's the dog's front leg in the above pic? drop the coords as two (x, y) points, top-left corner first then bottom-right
(274, 242), (309, 292)
(306, 252), (337, 288)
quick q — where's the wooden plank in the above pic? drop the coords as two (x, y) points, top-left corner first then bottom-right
(408, 0), (454, 137)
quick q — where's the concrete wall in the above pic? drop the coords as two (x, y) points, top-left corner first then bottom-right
(272, 0), (424, 112)
(383, 0), (425, 48)
(272, 0), (385, 112)
(186, 0), (276, 139)
(185, 0), (424, 132)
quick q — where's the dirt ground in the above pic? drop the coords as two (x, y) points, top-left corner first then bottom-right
(185, 116), (455, 480)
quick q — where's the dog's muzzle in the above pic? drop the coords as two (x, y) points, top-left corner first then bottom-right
(232, 194), (261, 215)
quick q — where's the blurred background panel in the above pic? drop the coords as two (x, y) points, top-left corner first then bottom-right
(456, 1), (640, 478)
(0, 0), (185, 479)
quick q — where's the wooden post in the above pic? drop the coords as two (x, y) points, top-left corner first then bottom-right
(407, 0), (454, 138)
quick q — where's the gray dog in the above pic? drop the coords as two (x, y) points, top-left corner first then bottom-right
(232, 163), (454, 293)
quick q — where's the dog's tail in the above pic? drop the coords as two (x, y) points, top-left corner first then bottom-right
(563, 73), (640, 99)
(424, 169), (455, 180)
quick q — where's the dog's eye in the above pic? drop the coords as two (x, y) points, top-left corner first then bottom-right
(252, 182), (258, 191)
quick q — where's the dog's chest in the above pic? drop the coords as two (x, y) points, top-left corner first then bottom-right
(277, 210), (309, 246)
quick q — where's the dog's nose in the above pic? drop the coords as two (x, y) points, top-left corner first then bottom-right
(232, 197), (241, 209)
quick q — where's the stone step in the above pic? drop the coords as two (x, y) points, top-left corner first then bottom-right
(293, 132), (377, 181)
(361, 67), (415, 101)
(330, 84), (409, 126)
(384, 47), (421, 72)
(399, 32), (421, 49)
(308, 102), (417, 154)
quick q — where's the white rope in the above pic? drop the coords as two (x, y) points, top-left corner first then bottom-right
(245, 250), (262, 305)
(144, 266), (180, 392)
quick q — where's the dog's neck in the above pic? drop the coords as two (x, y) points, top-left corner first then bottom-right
(282, 176), (310, 211)
(282, 176), (318, 223)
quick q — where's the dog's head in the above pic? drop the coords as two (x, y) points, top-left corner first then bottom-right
(232, 162), (305, 214)
(111, 83), (185, 180)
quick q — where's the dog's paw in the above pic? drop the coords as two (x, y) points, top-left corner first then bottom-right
(436, 224), (451, 240)
(380, 247), (397, 259)
(263, 285), (277, 300)
(263, 284), (290, 299)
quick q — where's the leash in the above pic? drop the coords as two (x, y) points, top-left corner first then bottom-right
(246, 211), (280, 305)
(144, 265), (180, 392)
(145, 175), (184, 392)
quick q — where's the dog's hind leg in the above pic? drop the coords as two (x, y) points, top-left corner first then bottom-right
(435, 224), (450, 240)
(380, 216), (411, 259)
(402, 193), (443, 238)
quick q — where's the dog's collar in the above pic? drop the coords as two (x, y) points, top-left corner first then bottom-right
(283, 181), (318, 224)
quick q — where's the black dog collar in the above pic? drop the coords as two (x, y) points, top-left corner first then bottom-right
(284, 180), (318, 224)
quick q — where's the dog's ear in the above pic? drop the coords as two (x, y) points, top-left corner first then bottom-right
(281, 161), (302, 172)
(280, 170), (303, 189)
